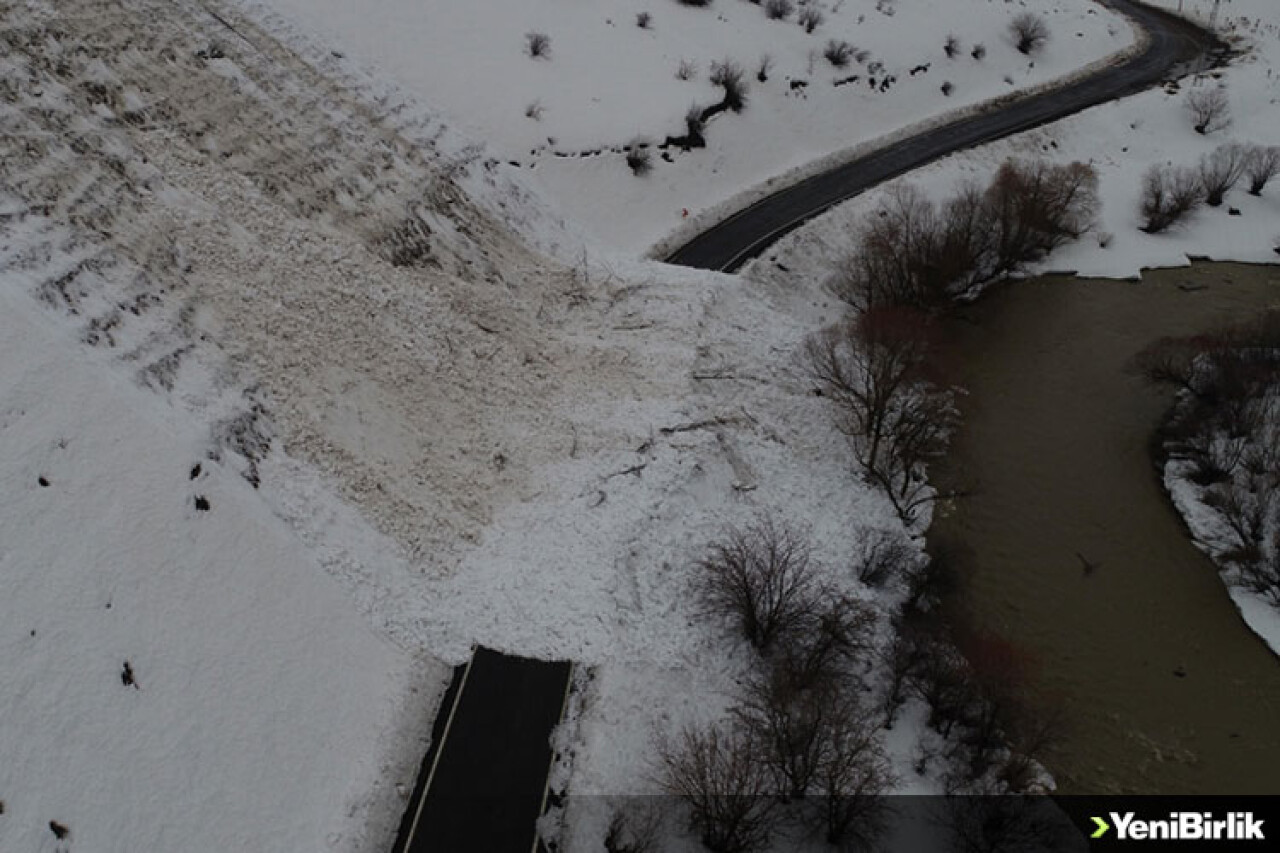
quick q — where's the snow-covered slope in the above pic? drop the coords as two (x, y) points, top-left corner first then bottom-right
(246, 0), (1137, 252)
(0, 286), (438, 851)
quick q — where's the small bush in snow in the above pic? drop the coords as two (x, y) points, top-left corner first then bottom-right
(1198, 143), (1248, 207)
(971, 43), (987, 61)
(1140, 163), (1205, 233)
(756, 53), (773, 83)
(524, 100), (544, 120)
(944, 34), (961, 59)
(798, 5), (824, 33)
(764, 0), (794, 20)
(855, 528), (916, 588)
(1010, 13), (1049, 55)
(656, 723), (778, 853)
(697, 516), (818, 653)
(1186, 86), (1231, 135)
(941, 81), (954, 96)
(604, 805), (663, 853)
(710, 58), (749, 112)
(1245, 144), (1280, 196)
(675, 0), (713, 6)
(675, 57), (697, 80)
(525, 32), (551, 58)
(626, 139), (653, 176)
(824, 39), (855, 68)
(636, 11), (652, 29)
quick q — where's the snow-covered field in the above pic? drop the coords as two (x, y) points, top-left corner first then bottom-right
(2, 0), (1277, 850)
(251, 0), (1137, 253)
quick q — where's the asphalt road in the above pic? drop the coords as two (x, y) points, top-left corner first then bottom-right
(392, 648), (573, 853)
(665, 0), (1221, 272)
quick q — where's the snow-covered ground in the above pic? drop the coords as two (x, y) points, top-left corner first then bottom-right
(250, 0), (1137, 253)
(3, 0), (1276, 850)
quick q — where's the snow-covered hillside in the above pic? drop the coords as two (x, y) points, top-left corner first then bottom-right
(5, 0), (1271, 850)
(247, 0), (1137, 252)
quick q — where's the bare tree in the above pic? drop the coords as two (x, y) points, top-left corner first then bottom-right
(1010, 13), (1049, 55)
(828, 185), (947, 310)
(854, 527), (917, 587)
(697, 517), (818, 653)
(1186, 87), (1231, 135)
(984, 159), (1099, 276)
(626, 138), (653, 176)
(805, 309), (957, 524)
(1245, 144), (1280, 196)
(657, 723), (779, 853)
(605, 803), (664, 853)
(808, 708), (897, 848)
(1139, 163), (1204, 233)
(1198, 143), (1248, 206)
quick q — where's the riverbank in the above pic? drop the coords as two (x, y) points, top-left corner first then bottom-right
(929, 261), (1280, 794)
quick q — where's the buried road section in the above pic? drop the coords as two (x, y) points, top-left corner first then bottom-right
(393, 648), (573, 853)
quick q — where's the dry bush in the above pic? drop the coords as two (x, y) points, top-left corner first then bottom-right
(985, 159), (1099, 275)
(805, 309), (957, 524)
(804, 701), (897, 848)
(626, 139), (653, 176)
(1140, 163), (1204, 233)
(676, 0), (713, 6)
(1245, 144), (1280, 196)
(771, 596), (878, 692)
(824, 39), (855, 68)
(944, 34), (961, 59)
(605, 804), (663, 853)
(798, 5), (823, 33)
(756, 53), (773, 83)
(1186, 86), (1231, 135)
(854, 527), (916, 588)
(525, 31), (551, 58)
(710, 58), (749, 112)
(1198, 142), (1248, 206)
(971, 43), (987, 60)
(697, 517), (818, 653)
(676, 57), (698, 80)
(764, 0), (794, 20)
(636, 11), (653, 29)
(657, 723), (779, 853)
(1010, 13), (1049, 54)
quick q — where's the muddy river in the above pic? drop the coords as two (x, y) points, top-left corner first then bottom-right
(930, 261), (1280, 793)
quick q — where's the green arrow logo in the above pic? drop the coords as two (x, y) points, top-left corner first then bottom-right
(1091, 816), (1111, 839)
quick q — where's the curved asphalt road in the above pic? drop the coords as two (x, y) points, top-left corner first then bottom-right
(665, 0), (1222, 272)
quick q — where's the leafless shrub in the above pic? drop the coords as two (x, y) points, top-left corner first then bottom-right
(764, 0), (794, 20)
(697, 517), (818, 653)
(1245, 144), (1280, 196)
(985, 159), (1100, 275)
(941, 794), (1077, 851)
(756, 53), (773, 83)
(1010, 13), (1049, 54)
(1199, 143), (1248, 206)
(824, 39), (855, 68)
(971, 43), (987, 60)
(656, 723), (779, 853)
(710, 59), (749, 111)
(605, 804), (663, 853)
(626, 139), (653, 176)
(805, 309), (957, 524)
(685, 103), (707, 140)
(944, 34), (961, 59)
(772, 596), (878, 691)
(676, 0), (713, 6)
(378, 214), (433, 267)
(854, 528), (916, 587)
(1186, 86), (1231, 135)
(525, 99), (544, 121)
(1140, 163), (1205, 233)
(525, 31), (552, 58)
(798, 5), (824, 33)
(676, 57), (698, 80)
(636, 11), (653, 29)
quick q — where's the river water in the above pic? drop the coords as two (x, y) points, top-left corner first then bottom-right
(929, 261), (1280, 794)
